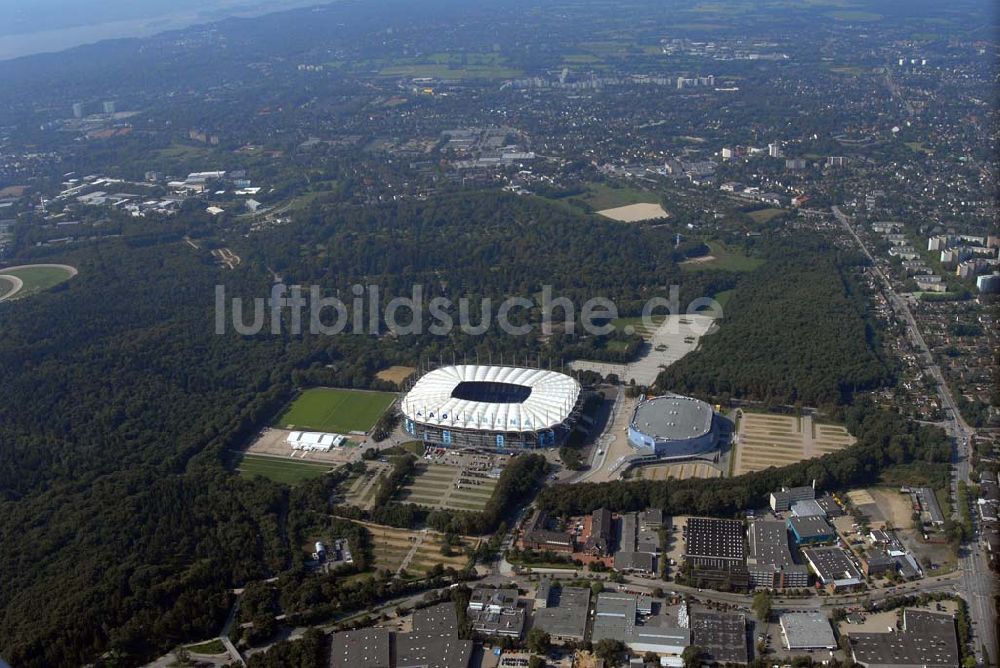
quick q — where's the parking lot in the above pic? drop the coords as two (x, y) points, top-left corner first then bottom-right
(394, 449), (510, 512)
(733, 413), (854, 475)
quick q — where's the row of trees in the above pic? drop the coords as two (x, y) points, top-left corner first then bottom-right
(537, 401), (950, 517)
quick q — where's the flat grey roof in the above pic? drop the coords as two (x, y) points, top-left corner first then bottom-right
(631, 394), (713, 441)
(789, 516), (834, 539)
(792, 499), (827, 517)
(772, 485), (816, 504)
(533, 586), (590, 639)
(396, 632), (473, 668)
(593, 593), (690, 651)
(748, 521), (794, 567)
(850, 610), (958, 668)
(691, 611), (748, 663)
(413, 602), (462, 634)
(780, 612), (837, 649)
(685, 517), (745, 561)
(615, 551), (655, 572)
(592, 593), (637, 643)
(330, 628), (390, 668)
(330, 602), (472, 668)
(803, 546), (862, 584)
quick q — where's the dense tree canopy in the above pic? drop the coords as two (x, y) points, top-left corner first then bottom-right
(657, 240), (891, 407)
(0, 194), (911, 666)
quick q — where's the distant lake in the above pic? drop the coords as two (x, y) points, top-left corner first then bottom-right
(0, 0), (323, 61)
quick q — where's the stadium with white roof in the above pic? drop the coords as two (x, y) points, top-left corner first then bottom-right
(401, 365), (584, 450)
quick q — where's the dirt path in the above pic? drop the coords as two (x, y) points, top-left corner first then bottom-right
(397, 529), (428, 575)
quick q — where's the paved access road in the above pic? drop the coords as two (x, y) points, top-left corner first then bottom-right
(833, 206), (995, 664)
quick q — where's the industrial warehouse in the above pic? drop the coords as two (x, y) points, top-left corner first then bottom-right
(400, 365), (583, 450)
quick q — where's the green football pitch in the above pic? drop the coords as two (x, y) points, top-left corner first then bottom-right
(237, 454), (333, 485)
(274, 387), (396, 433)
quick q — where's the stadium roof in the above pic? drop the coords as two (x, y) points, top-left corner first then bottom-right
(631, 394), (713, 441)
(401, 365), (581, 433)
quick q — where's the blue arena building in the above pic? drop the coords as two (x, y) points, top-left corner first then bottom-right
(627, 394), (720, 459)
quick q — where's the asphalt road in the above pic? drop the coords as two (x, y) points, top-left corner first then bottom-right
(833, 206), (995, 663)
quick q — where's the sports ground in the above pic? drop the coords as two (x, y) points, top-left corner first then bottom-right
(732, 413), (854, 476)
(0, 264), (77, 302)
(596, 202), (669, 222)
(274, 387), (396, 433)
(395, 463), (498, 512)
(236, 453), (335, 485)
(375, 365), (417, 386)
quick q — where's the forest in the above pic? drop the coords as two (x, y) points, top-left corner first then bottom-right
(536, 401), (951, 517)
(0, 192), (691, 665)
(0, 190), (904, 665)
(656, 239), (892, 407)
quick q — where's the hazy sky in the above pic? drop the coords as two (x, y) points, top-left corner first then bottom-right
(0, 0), (323, 60)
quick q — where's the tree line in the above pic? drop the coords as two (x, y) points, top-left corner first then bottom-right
(537, 401), (950, 517)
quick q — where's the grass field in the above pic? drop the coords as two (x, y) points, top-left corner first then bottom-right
(0, 264), (77, 299)
(341, 464), (388, 508)
(635, 461), (722, 480)
(597, 202), (669, 222)
(682, 242), (763, 273)
(275, 387), (396, 433)
(905, 142), (934, 155)
(712, 289), (735, 310)
(747, 208), (785, 224)
(826, 10), (882, 21)
(829, 66), (866, 76)
(582, 183), (660, 211)
(185, 639), (226, 654)
(236, 453), (334, 485)
(378, 64), (520, 79)
(610, 314), (666, 339)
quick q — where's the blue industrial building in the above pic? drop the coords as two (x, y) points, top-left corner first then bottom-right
(787, 516), (836, 545)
